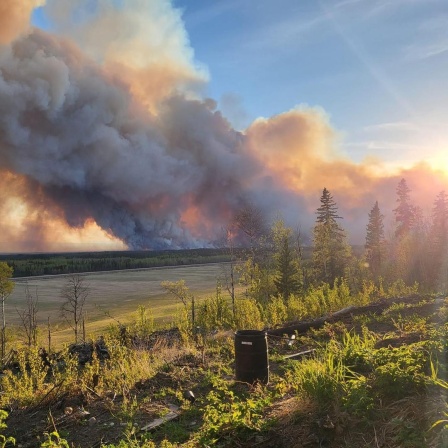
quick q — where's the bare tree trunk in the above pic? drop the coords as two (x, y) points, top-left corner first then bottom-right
(82, 316), (86, 343)
(222, 227), (237, 316)
(47, 316), (51, 354)
(32, 307), (38, 346)
(230, 259), (235, 316)
(60, 275), (89, 344)
(17, 284), (39, 347)
(1, 295), (5, 361)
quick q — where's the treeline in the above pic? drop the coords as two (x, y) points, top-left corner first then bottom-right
(0, 248), (235, 278)
(159, 178), (447, 337)
(223, 178), (448, 313)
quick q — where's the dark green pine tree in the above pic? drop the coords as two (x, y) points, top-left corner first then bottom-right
(365, 201), (385, 277)
(316, 187), (342, 224)
(312, 188), (351, 284)
(274, 234), (301, 300)
(393, 179), (414, 238)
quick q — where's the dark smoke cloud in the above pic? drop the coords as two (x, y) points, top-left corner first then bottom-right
(0, 30), (280, 249)
(0, 3), (447, 252)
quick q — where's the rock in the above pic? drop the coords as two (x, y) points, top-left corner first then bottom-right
(88, 417), (97, 426)
(75, 407), (91, 419)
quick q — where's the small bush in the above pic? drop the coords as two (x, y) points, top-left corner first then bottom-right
(233, 299), (263, 330)
(0, 348), (50, 408)
(197, 380), (272, 446)
(196, 286), (233, 332)
(0, 410), (15, 448)
(286, 351), (348, 410)
(263, 296), (287, 328)
(372, 344), (430, 399)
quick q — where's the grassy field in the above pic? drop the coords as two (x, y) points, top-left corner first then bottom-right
(7, 263), (234, 346)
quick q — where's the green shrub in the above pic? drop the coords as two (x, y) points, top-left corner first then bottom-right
(263, 295), (287, 328)
(196, 286), (233, 332)
(339, 328), (376, 374)
(0, 348), (50, 408)
(286, 351), (348, 410)
(0, 410), (15, 448)
(385, 279), (419, 298)
(233, 299), (263, 330)
(285, 293), (306, 321)
(131, 305), (155, 338)
(41, 431), (69, 448)
(342, 375), (375, 419)
(372, 344), (430, 399)
(197, 380), (272, 446)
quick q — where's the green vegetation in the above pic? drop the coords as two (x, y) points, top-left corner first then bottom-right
(0, 262), (14, 360)
(312, 187), (351, 284)
(0, 249), (235, 278)
(0, 293), (446, 447)
(1, 179), (448, 446)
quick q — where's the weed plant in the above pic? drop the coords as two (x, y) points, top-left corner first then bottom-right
(196, 376), (273, 446)
(0, 411), (15, 448)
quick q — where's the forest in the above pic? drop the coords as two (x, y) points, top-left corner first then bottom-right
(222, 178), (448, 306)
(0, 249), (233, 278)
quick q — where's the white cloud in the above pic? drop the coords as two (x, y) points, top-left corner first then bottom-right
(403, 15), (448, 60)
(405, 40), (448, 60)
(240, 13), (326, 53)
(362, 121), (420, 133)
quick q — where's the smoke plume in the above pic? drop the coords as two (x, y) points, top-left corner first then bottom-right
(0, 1), (447, 252)
(0, 0), (44, 45)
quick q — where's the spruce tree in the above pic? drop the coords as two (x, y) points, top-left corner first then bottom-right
(316, 188), (342, 223)
(312, 188), (351, 284)
(274, 233), (301, 300)
(393, 178), (414, 238)
(365, 201), (385, 277)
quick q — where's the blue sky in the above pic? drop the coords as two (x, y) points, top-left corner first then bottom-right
(32, 0), (448, 169)
(173, 0), (448, 168)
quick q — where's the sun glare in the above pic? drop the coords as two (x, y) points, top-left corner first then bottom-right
(427, 149), (448, 176)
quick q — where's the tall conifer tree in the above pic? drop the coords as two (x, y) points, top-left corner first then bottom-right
(393, 179), (414, 238)
(365, 201), (385, 277)
(274, 233), (301, 300)
(312, 188), (351, 284)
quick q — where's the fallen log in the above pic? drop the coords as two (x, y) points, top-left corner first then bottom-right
(267, 306), (357, 337)
(266, 294), (429, 337)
